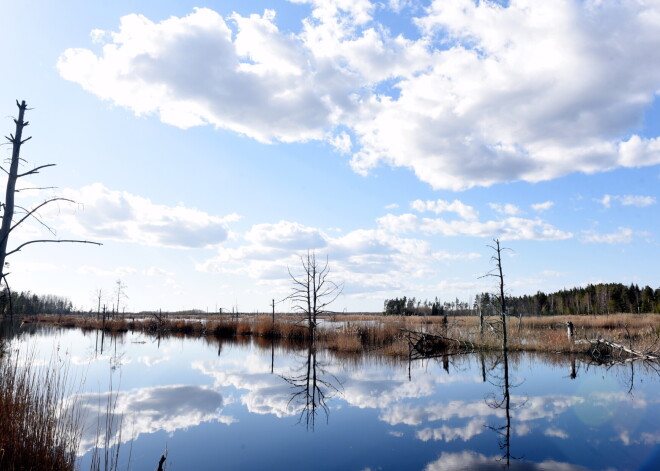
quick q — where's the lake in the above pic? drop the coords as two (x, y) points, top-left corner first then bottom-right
(3, 321), (659, 470)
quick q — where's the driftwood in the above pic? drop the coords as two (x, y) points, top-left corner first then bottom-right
(402, 329), (480, 359)
(575, 338), (658, 362)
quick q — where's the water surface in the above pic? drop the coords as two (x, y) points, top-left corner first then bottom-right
(4, 323), (659, 470)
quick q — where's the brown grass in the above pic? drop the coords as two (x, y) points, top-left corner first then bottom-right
(0, 352), (81, 471)
(29, 313), (660, 357)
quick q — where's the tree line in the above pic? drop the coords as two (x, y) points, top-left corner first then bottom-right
(384, 283), (660, 316)
(487, 283), (660, 316)
(1, 291), (73, 316)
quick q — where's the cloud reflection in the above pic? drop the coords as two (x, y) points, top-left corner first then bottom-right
(73, 384), (234, 455)
(424, 451), (590, 471)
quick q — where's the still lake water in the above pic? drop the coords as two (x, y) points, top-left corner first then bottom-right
(4, 323), (659, 470)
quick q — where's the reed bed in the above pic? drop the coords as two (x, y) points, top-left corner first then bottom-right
(29, 313), (660, 357)
(0, 352), (81, 471)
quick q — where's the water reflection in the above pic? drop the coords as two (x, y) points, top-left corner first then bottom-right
(280, 342), (343, 430)
(424, 451), (591, 470)
(72, 384), (233, 455)
(484, 350), (524, 467)
(3, 325), (659, 470)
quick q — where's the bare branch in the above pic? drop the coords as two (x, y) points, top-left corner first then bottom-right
(6, 239), (102, 257)
(16, 186), (58, 193)
(8, 197), (75, 237)
(18, 163), (56, 178)
(14, 204), (56, 235)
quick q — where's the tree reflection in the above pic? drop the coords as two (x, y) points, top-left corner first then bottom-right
(485, 350), (525, 467)
(280, 341), (342, 431)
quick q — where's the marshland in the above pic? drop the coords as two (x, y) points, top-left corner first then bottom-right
(2, 3), (660, 468)
(2, 308), (659, 471)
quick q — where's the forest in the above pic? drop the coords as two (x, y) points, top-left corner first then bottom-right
(0, 291), (73, 316)
(383, 282), (660, 316)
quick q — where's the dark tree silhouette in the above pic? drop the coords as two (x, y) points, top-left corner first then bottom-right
(1, 100), (101, 315)
(286, 251), (342, 330)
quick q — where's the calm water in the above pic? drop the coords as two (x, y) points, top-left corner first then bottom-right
(3, 322), (659, 470)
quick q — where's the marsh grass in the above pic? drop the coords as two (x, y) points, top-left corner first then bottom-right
(31, 313), (660, 356)
(0, 352), (81, 471)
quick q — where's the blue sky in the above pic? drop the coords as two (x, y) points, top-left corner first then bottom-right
(1, 0), (658, 313)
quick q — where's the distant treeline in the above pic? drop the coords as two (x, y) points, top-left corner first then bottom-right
(1, 291), (73, 316)
(384, 283), (660, 316)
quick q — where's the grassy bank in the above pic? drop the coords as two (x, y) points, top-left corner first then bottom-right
(27, 312), (660, 357)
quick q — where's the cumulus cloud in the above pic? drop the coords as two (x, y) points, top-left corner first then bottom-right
(71, 384), (233, 455)
(199, 220), (478, 295)
(52, 183), (238, 248)
(58, 1), (660, 190)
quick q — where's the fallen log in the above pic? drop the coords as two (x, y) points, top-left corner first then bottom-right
(575, 338), (658, 361)
(401, 329), (481, 357)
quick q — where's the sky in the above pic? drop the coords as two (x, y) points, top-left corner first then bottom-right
(0, 0), (658, 313)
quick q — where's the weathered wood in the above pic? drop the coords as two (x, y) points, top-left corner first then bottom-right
(402, 328), (481, 358)
(575, 338), (658, 361)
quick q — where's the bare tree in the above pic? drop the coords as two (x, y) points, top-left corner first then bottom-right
(480, 239), (510, 353)
(113, 279), (128, 315)
(0, 100), (101, 311)
(286, 251), (343, 329)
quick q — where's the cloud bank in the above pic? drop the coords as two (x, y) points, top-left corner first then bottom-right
(58, 0), (660, 190)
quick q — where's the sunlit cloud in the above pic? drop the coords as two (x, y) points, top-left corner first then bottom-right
(58, 1), (660, 190)
(50, 183), (238, 249)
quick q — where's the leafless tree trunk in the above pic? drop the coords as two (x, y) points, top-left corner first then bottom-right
(286, 251), (343, 330)
(114, 279), (128, 316)
(0, 100), (101, 314)
(481, 239), (509, 353)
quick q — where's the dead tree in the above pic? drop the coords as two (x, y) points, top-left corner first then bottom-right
(1, 100), (101, 314)
(113, 279), (128, 316)
(480, 239), (510, 353)
(285, 251), (343, 331)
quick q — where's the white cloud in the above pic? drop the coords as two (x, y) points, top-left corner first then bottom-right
(70, 385), (233, 455)
(424, 451), (589, 471)
(378, 213), (572, 241)
(416, 419), (485, 442)
(488, 203), (521, 216)
(545, 427), (569, 439)
(198, 220), (478, 296)
(411, 199), (478, 220)
(531, 201), (554, 212)
(58, 1), (660, 190)
(597, 194), (613, 208)
(582, 227), (636, 244)
(619, 195), (656, 207)
(52, 183), (237, 249)
(598, 194), (657, 208)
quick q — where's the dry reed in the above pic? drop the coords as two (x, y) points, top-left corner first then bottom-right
(30, 312), (660, 356)
(0, 352), (81, 471)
